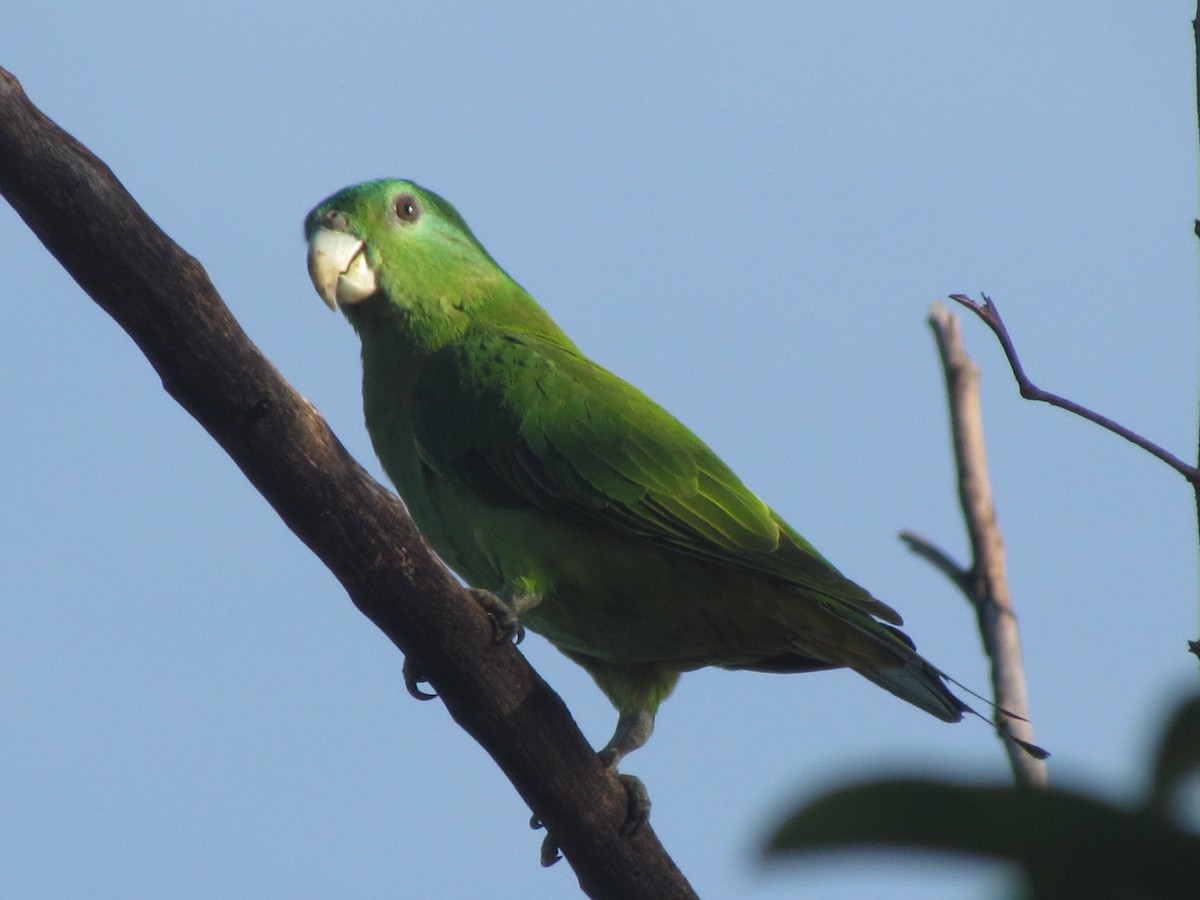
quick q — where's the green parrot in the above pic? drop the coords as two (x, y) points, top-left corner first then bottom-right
(304, 178), (968, 792)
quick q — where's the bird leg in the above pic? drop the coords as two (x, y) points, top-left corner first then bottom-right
(597, 708), (654, 769)
(598, 708), (655, 836)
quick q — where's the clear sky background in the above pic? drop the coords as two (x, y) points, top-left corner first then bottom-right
(2, 4), (1197, 899)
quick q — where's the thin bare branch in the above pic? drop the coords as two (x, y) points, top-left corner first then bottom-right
(1191, 1), (1200, 647)
(949, 290), (1200, 657)
(908, 303), (1046, 787)
(948, 293), (1197, 482)
(897, 531), (971, 595)
(0, 66), (697, 900)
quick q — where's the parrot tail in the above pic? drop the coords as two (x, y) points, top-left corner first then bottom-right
(856, 658), (970, 723)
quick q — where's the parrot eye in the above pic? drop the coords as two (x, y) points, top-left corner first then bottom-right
(394, 194), (420, 223)
(318, 209), (347, 230)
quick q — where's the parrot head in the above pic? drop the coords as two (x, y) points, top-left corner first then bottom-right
(304, 179), (504, 315)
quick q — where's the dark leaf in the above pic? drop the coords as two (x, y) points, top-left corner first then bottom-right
(766, 778), (1200, 900)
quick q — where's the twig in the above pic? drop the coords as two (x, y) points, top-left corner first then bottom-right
(897, 531), (970, 596)
(0, 66), (698, 900)
(947, 293), (1197, 482)
(1192, 1), (1200, 662)
(948, 290), (1200, 661)
(906, 303), (1046, 787)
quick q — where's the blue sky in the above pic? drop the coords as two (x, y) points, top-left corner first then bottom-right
(2, 4), (1197, 898)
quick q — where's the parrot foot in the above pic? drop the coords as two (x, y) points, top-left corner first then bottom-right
(524, 765), (650, 865)
(466, 588), (527, 645)
(402, 657), (437, 701)
(529, 814), (562, 866)
(617, 773), (651, 837)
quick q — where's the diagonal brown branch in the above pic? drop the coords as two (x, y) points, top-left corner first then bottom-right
(0, 66), (697, 900)
(904, 303), (1046, 787)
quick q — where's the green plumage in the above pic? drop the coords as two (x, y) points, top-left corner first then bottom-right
(305, 179), (966, 766)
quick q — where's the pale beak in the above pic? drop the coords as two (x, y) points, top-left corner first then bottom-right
(307, 228), (378, 310)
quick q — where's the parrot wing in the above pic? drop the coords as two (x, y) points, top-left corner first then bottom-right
(410, 330), (904, 627)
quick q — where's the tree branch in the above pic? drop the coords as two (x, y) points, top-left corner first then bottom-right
(896, 531), (971, 596)
(905, 303), (1046, 787)
(947, 288), (1200, 659)
(947, 293), (1197, 482)
(1192, 1), (1200, 658)
(0, 66), (697, 900)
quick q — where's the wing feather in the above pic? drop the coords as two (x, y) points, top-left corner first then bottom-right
(411, 331), (902, 625)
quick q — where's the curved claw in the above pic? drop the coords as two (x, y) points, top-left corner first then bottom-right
(539, 833), (562, 867)
(403, 657), (438, 701)
(617, 774), (651, 838)
(467, 588), (525, 644)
